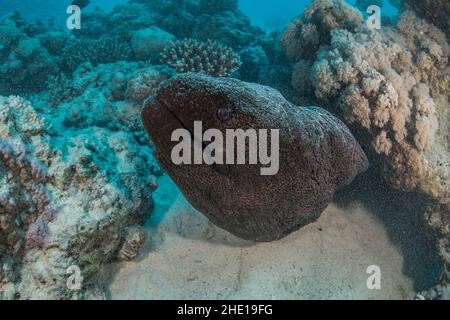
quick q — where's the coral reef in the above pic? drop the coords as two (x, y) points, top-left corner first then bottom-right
(281, 0), (363, 62)
(60, 36), (133, 73)
(3, 0), (447, 300)
(131, 27), (175, 61)
(198, 0), (239, 14)
(0, 61), (164, 299)
(282, 1), (449, 199)
(403, 0), (450, 37)
(238, 45), (269, 82)
(0, 14), (59, 94)
(161, 38), (242, 77)
(125, 66), (172, 103)
(355, 0), (384, 11)
(282, 0), (450, 298)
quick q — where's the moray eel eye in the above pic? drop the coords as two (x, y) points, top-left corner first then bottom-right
(217, 107), (233, 121)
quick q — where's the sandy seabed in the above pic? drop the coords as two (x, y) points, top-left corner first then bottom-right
(103, 173), (437, 300)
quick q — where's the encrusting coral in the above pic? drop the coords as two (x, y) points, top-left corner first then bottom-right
(161, 38), (242, 77)
(282, 0), (450, 298)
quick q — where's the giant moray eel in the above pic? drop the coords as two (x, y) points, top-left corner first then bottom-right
(142, 73), (369, 241)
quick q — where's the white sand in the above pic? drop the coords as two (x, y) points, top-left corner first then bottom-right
(105, 175), (416, 300)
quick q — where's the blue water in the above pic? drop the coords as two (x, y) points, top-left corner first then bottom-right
(0, 0), (398, 31)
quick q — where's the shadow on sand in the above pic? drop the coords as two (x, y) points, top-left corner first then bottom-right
(333, 165), (441, 292)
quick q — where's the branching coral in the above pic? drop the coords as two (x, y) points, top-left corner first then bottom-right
(161, 38), (242, 77)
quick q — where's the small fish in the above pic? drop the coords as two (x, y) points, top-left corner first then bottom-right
(71, 0), (90, 9)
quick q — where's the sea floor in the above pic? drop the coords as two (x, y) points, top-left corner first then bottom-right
(102, 174), (438, 300)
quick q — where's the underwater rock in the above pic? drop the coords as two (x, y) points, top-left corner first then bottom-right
(0, 96), (156, 299)
(0, 16), (59, 95)
(125, 67), (172, 103)
(0, 60), (164, 299)
(118, 225), (146, 261)
(142, 73), (368, 241)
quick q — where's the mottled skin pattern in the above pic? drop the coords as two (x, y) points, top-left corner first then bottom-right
(142, 73), (369, 241)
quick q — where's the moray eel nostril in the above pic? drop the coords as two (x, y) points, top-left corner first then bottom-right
(142, 72), (369, 242)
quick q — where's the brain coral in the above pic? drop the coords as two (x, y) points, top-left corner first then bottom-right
(0, 61), (163, 299)
(161, 38), (242, 77)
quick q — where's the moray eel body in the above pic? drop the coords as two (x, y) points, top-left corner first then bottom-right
(142, 73), (368, 241)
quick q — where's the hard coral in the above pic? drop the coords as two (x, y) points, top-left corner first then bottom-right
(0, 17), (58, 95)
(281, 0), (363, 62)
(1, 61), (163, 299)
(126, 67), (172, 103)
(61, 36), (133, 73)
(283, 0), (450, 296)
(161, 38), (242, 77)
(284, 4), (448, 198)
(403, 0), (450, 37)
